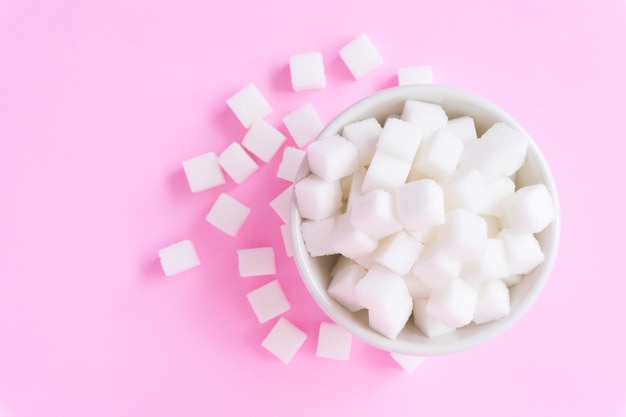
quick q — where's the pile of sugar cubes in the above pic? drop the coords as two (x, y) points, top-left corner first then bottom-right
(295, 100), (556, 340)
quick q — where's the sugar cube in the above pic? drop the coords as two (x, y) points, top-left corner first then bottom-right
(461, 238), (509, 282)
(339, 34), (383, 79)
(300, 217), (338, 257)
(330, 213), (378, 259)
(411, 244), (461, 288)
(472, 279), (511, 324)
(395, 179), (445, 231)
(437, 209), (488, 262)
(217, 142), (259, 184)
(206, 193), (251, 237)
(413, 128), (464, 180)
(277, 146), (306, 182)
(361, 150), (411, 194)
(390, 352), (426, 372)
(427, 278), (478, 328)
(262, 317), (307, 364)
(289, 52), (326, 91)
(237, 247), (276, 277)
(501, 184), (556, 234)
(413, 297), (456, 338)
(403, 272), (431, 299)
(316, 322), (352, 360)
(376, 118), (423, 164)
(328, 261), (367, 312)
(350, 189), (403, 240)
(372, 231), (423, 276)
(397, 65), (433, 86)
(246, 279), (291, 323)
(498, 229), (545, 275)
(270, 185), (294, 223)
(158, 239), (201, 276)
(294, 175), (342, 221)
(306, 135), (358, 182)
(401, 100), (448, 137)
(182, 152), (225, 192)
(241, 120), (287, 163)
(342, 117), (383, 166)
(444, 116), (477, 144)
(481, 177), (516, 217)
(283, 103), (325, 148)
(226, 83), (272, 128)
(440, 168), (489, 213)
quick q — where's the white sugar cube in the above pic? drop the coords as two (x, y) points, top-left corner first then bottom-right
(437, 209), (488, 262)
(356, 266), (413, 339)
(472, 279), (511, 324)
(306, 135), (358, 182)
(413, 297), (456, 338)
(262, 317), (307, 364)
(241, 120), (286, 163)
(270, 185), (294, 223)
(300, 217), (338, 257)
(397, 65), (433, 86)
(401, 100), (448, 137)
(413, 128), (464, 180)
(217, 142), (259, 184)
(206, 193), (251, 237)
(461, 238), (509, 282)
(342, 117), (383, 166)
(226, 83), (272, 128)
(158, 239), (201, 276)
(316, 322), (352, 360)
(411, 244), (461, 288)
(289, 52), (326, 91)
(481, 177), (516, 217)
(390, 352), (426, 373)
(328, 261), (367, 312)
(277, 146), (306, 182)
(444, 116), (477, 144)
(350, 189), (403, 240)
(182, 152), (225, 192)
(246, 279), (291, 323)
(237, 247), (276, 277)
(498, 229), (545, 275)
(376, 118), (423, 164)
(440, 168), (490, 213)
(283, 103), (325, 148)
(280, 224), (293, 257)
(330, 213), (378, 259)
(372, 231), (424, 276)
(339, 34), (383, 79)
(361, 150), (411, 194)
(403, 272), (431, 299)
(427, 278), (478, 328)
(294, 175), (342, 221)
(396, 179), (445, 231)
(501, 184), (556, 234)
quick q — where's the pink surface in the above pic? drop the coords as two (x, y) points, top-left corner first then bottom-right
(1, 1), (625, 416)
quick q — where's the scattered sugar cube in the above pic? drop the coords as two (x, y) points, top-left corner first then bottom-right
(262, 317), (307, 364)
(372, 231), (424, 276)
(376, 118), (423, 164)
(182, 152), (225, 192)
(403, 272), (431, 299)
(461, 238), (509, 282)
(237, 247), (276, 277)
(498, 229), (545, 275)
(283, 103), (325, 148)
(226, 83), (272, 128)
(444, 116), (477, 144)
(413, 297), (456, 338)
(270, 185), (294, 223)
(316, 322), (352, 360)
(289, 52), (326, 91)
(217, 142), (259, 184)
(440, 168), (490, 214)
(300, 217), (338, 257)
(401, 100), (448, 137)
(328, 261), (367, 312)
(350, 189), (403, 240)
(339, 34), (383, 79)
(246, 279), (291, 323)
(397, 65), (433, 86)
(501, 184), (556, 234)
(158, 239), (201, 276)
(472, 279), (511, 324)
(390, 352), (426, 373)
(277, 146), (306, 182)
(342, 117), (383, 166)
(395, 179), (445, 231)
(280, 223), (293, 257)
(427, 278), (478, 328)
(331, 213), (378, 259)
(411, 244), (462, 288)
(206, 193), (251, 237)
(294, 175), (342, 221)
(437, 209), (488, 262)
(241, 120), (287, 163)
(361, 150), (411, 194)
(413, 128), (464, 180)
(306, 134), (359, 182)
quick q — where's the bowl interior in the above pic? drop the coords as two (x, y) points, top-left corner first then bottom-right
(290, 85), (560, 356)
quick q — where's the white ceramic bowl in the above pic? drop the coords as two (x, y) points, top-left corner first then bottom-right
(290, 85), (560, 356)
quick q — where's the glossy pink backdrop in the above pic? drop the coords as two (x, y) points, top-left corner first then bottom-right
(1, 1), (625, 416)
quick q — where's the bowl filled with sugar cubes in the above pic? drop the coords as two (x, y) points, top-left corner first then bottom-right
(290, 84), (560, 356)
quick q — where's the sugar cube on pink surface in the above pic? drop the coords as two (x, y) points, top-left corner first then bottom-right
(237, 247), (276, 277)
(262, 317), (307, 364)
(395, 179), (445, 231)
(283, 103), (325, 148)
(437, 209), (488, 262)
(412, 297), (456, 338)
(473, 279), (511, 324)
(226, 83), (272, 128)
(246, 280), (291, 323)
(427, 278), (478, 328)
(328, 261), (367, 312)
(401, 100), (448, 137)
(241, 120), (287, 163)
(350, 189), (403, 240)
(397, 65), (433, 86)
(316, 322), (352, 360)
(280, 224), (293, 257)
(372, 231), (423, 276)
(206, 193), (251, 237)
(376, 117), (423, 164)
(217, 142), (259, 184)
(501, 183), (556, 234)
(158, 239), (201, 276)
(342, 117), (383, 166)
(361, 150), (411, 193)
(339, 34), (383, 79)
(289, 52), (326, 91)
(300, 217), (337, 257)
(277, 146), (306, 182)
(306, 134), (358, 182)
(294, 175), (342, 221)
(182, 152), (225, 193)
(390, 352), (426, 372)
(270, 185), (294, 223)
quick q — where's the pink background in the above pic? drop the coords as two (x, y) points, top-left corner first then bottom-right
(1, 0), (625, 416)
